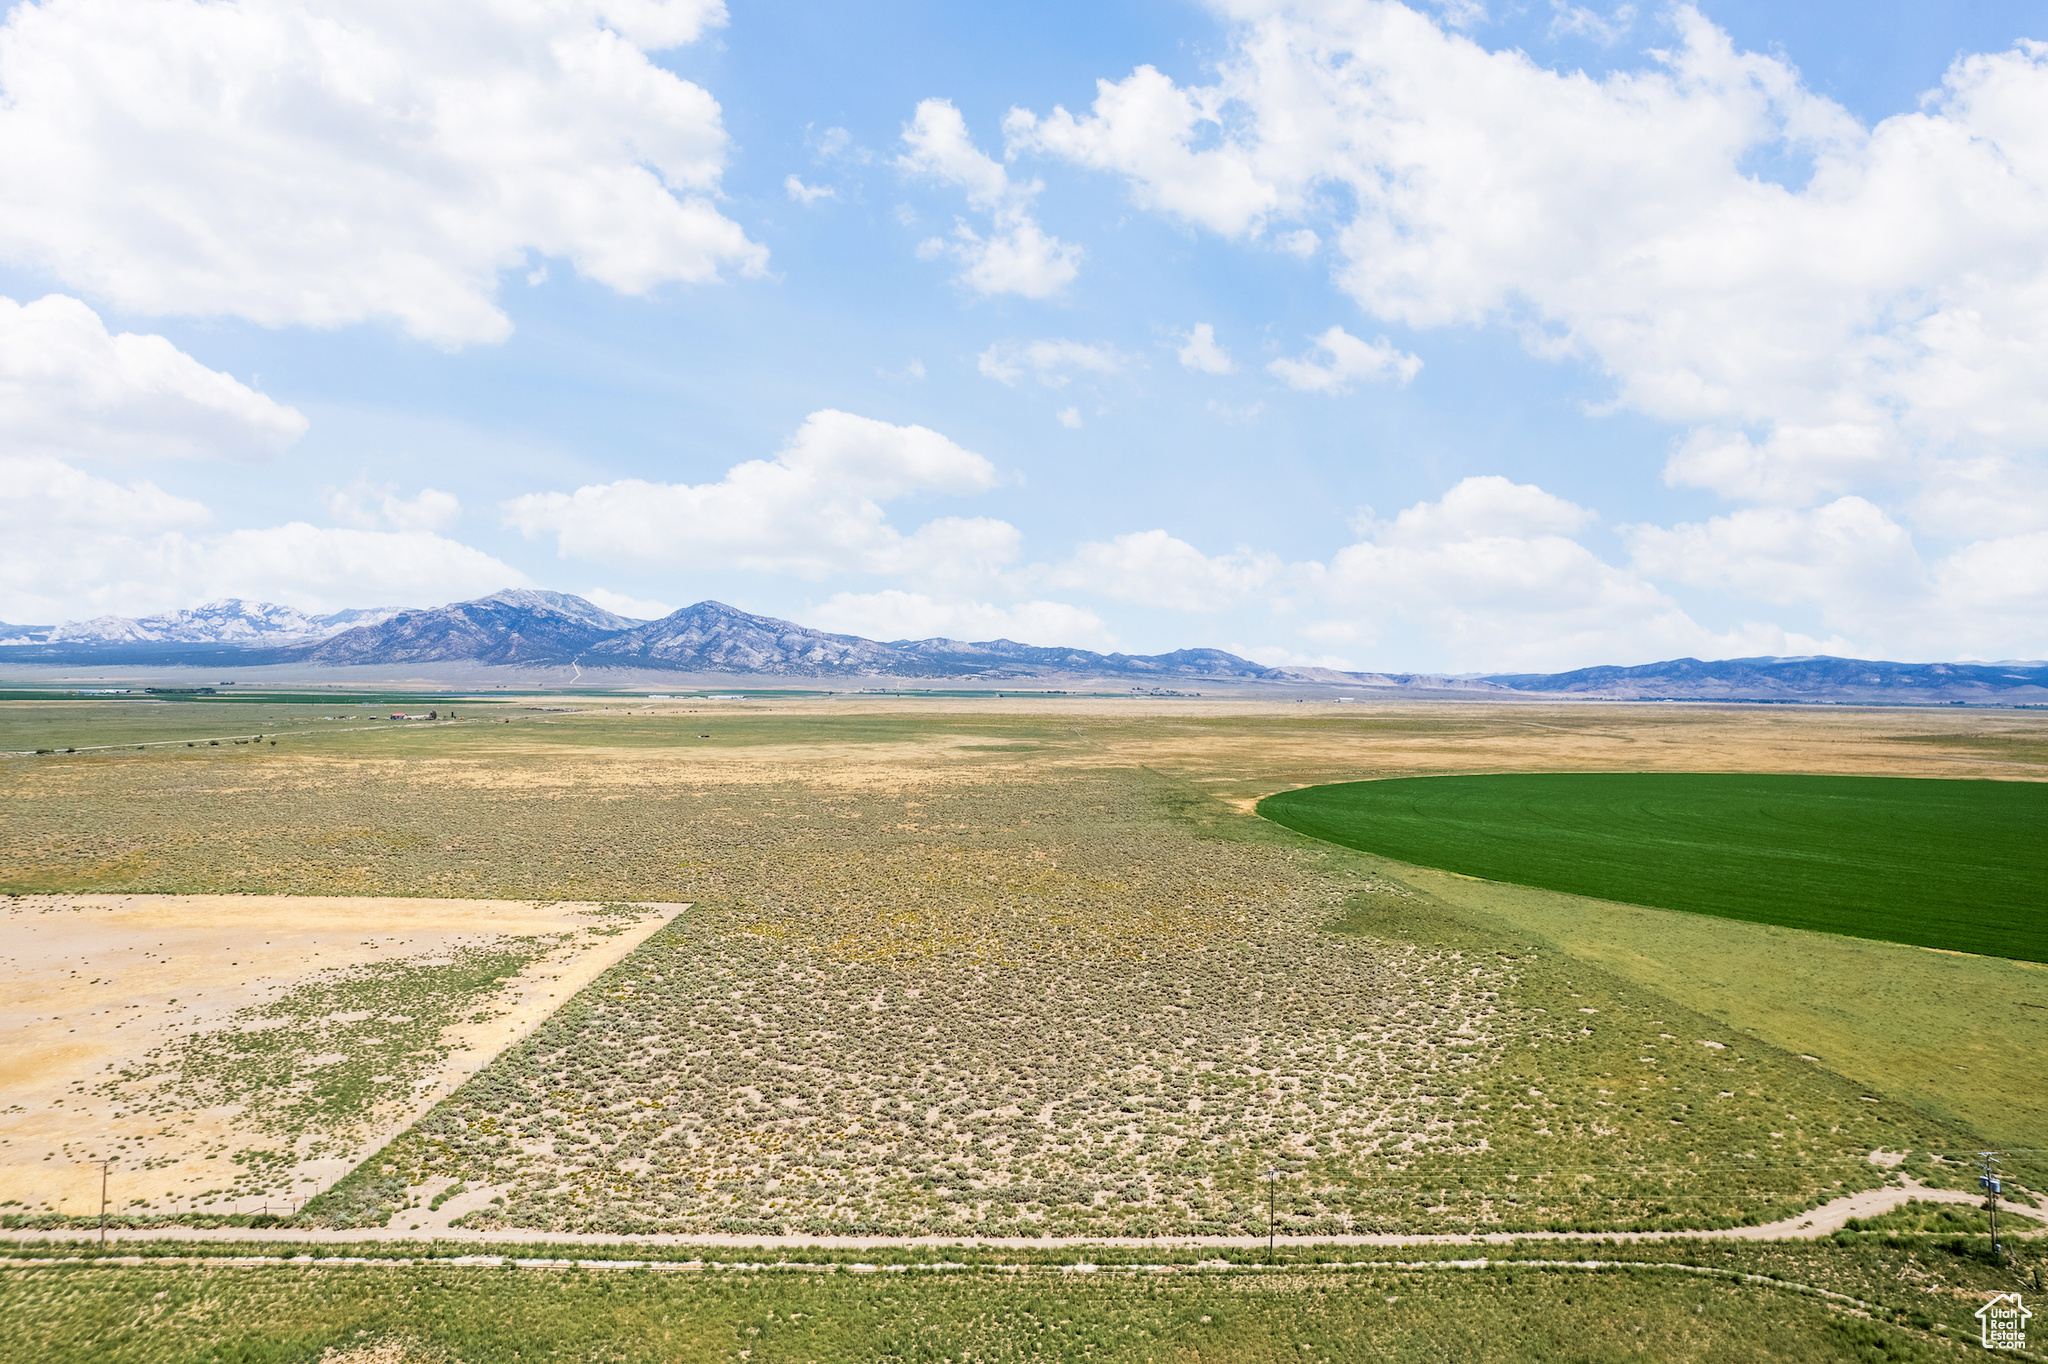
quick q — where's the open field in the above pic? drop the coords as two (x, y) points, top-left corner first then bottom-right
(1259, 773), (2048, 960)
(1366, 858), (2048, 1157)
(5, 699), (2039, 1236)
(2, 1235), (2039, 1363)
(0, 896), (683, 1217)
(4, 694), (2044, 1354)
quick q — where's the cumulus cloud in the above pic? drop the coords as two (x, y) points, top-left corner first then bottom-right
(1549, 1), (1635, 44)
(784, 174), (837, 205)
(0, 294), (306, 461)
(808, 590), (1114, 649)
(582, 587), (675, 620)
(1906, 457), (2048, 540)
(977, 338), (1130, 387)
(0, 0), (763, 346)
(1010, 3), (2048, 494)
(1047, 530), (1283, 612)
(1276, 229), (1320, 258)
(1663, 424), (1904, 507)
(1625, 498), (1922, 612)
(1268, 326), (1422, 393)
(0, 454), (520, 622)
(502, 408), (1015, 584)
(1008, 475), (1862, 669)
(898, 98), (1081, 297)
(1306, 476), (1833, 671)
(1005, 65), (1281, 238)
(1624, 497), (2048, 657)
(1005, 2), (2048, 656)
(1175, 322), (1234, 374)
(1372, 474), (1594, 544)
(1931, 532), (2048, 648)
(322, 480), (463, 533)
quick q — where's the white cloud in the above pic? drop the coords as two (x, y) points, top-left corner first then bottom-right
(1373, 474), (1594, 544)
(1276, 229), (1320, 258)
(1619, 497), (2048, 657)
(899, 99), (1013, 211)
(0, 294), (306, 461)
(1005, 65), (1281, 238)
(898, 98), (1081, 297)
(1229, 642), (1360, 670)
(1427, 0), (1488, 29)
(1206, 399), (1264, 424)
(1048, 530), (1283, 612)
(1056, 407), (1083, 428)
(1625, 497), (1922, 614)
(1931, 532), (2048, 647)
(784, 174), (836, 205)
(1, 453), (212, 538)
(1010, 4), (2048, 515)
(583, 587), (674, 620)
(502, 408), (1015, 583)
(0, 0), (763, 346)
(1268, 326), (1422, 393)
(1663, 424), (1904, 506)
(0, 453), (520, 621)
(1306, 476), (1837, 671)
(1549, 1), (1635, 45)
(978, 338), (1130, 388)
(1905, 456), (2048, 539)
(809, 590), (1114, 649)
(1175, 322), (1234, 374)
(1003, 3), (2048, 657)
(323, 480), (463, 533)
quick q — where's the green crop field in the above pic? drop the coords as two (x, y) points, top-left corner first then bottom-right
(1259, 774), (2048, 962)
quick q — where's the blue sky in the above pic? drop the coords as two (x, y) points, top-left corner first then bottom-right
(2, 0), (2046, 671)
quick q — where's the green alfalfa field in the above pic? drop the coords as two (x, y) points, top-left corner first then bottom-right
(1258, 773), (2048, 963)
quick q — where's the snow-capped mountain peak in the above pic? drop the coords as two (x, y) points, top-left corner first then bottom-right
(0, 598), (404, 646)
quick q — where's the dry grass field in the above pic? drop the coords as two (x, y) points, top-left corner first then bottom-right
(2, 694), (2041, 1241)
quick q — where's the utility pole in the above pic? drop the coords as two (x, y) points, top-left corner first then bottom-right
(1978, 1151), (2004, 1262)
(97, 1159), (112, 1247)
(1263, 1167), (1280, 1264)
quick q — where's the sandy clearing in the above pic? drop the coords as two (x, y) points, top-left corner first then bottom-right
(0, 896), (685, 1216)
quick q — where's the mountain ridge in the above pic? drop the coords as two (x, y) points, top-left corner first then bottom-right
(2, 592), (2044, 701)
(0, 598), (400, 647)
(1480, 654), (2048, 702)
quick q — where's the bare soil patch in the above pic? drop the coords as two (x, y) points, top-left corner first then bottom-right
(0, 896), (682, 1217)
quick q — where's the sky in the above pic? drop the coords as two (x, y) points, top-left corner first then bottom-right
(2, 0), (2046, 673)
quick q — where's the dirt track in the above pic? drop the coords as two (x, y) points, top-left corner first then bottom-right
(3, 1179), (2027, 1253)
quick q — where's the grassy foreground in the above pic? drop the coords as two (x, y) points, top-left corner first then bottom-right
(1259, 774), (2048, 961)
(0, 1236), (2034, 1363)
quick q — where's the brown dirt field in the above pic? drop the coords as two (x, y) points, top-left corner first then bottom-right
(312, 696), (2048, 792)
(0, 896), (684, 1217)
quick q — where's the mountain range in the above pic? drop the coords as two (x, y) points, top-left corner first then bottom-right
(298, 592), (1418, 685)
(3, 590), (2044, 702)
(0, 598), (398, 647)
